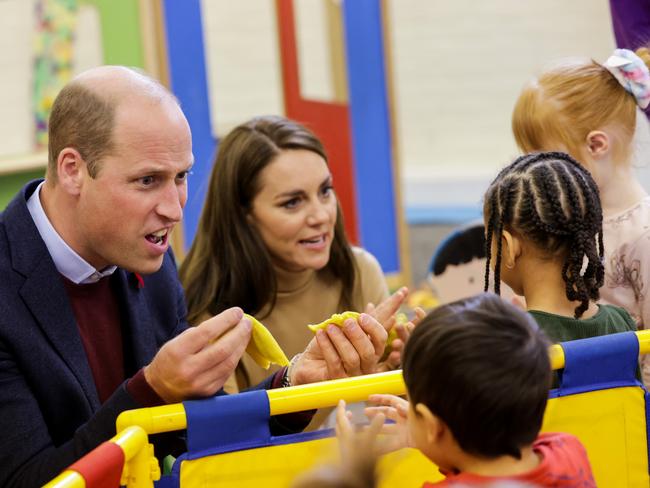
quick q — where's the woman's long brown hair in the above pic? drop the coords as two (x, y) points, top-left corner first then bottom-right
(179, 115), (356, 325)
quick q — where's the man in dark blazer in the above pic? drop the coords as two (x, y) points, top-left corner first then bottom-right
(0, 66), (391, 487)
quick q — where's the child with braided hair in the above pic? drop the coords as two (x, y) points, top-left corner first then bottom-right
(483, 151), (637, 346)
(512, 48), (650, 381)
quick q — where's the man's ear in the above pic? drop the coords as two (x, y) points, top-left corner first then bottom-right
(415, 403), (445, 444)
(585, 130), (610, 160)
(56, 147), (86, 195)
(501, 229), (522, 269)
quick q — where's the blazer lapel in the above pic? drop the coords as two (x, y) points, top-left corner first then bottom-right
(6, 181), (100, 410)
(20, 258), (100, 410)
(113, 270), (157, 373)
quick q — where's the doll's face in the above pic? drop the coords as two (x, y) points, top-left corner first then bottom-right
(429, 254), (519, 304)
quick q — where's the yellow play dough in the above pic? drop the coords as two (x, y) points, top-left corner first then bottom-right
(308, 311), (404, 348)
(307, 311), (361, 333)
(243, 314), (290, 369)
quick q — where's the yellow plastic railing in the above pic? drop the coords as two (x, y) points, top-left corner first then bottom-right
(115, 369), (406, 434)
(49, 329), (650, 488)
(44, 471), (85, 488)
(43, 426), (158, 488)
(117, 329), (650, 436)
(548, 329), (650, 370)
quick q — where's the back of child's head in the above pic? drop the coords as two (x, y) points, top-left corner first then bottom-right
(402, 293), (551, 460)
(483, 151), (604, 318)
(513, 47), (650, 167)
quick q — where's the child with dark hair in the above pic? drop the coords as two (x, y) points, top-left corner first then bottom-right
(483, 151), (637, 344)
(328, 293), (595, 487)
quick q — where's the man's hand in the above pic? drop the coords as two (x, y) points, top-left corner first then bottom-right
(290, 313), (387, 385)
(144, 307), (252, 403)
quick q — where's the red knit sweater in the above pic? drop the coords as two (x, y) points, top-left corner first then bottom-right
(62, 275), (163, 407)
(62, 275), (285, 408)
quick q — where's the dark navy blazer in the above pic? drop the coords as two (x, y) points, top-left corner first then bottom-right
(0, 181), (281, 487)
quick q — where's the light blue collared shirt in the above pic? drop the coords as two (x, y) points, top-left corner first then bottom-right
(26, 182), (117, 284)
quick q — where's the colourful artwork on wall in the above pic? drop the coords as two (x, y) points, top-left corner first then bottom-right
(0, 0), (149, 207)
(33, 0), (78, 148)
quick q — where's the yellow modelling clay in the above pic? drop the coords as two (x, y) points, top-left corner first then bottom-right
(243, 314), (290, 369)
(387, 312), (409, 345)
(309, 311), (405, 344)
(308, 311), (408, 364)
(307, 312), (408, 344)
(307, 311), (361, 333)
(308, 310), (407, 363)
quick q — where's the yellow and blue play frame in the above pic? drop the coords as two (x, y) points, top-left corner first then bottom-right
(47, 330), (650, 488)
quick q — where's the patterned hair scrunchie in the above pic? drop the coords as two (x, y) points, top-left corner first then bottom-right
(603, 48), (650, 109)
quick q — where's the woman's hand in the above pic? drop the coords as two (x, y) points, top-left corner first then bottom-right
(291, 313), (388, 384)
(376, 307), (426, 372)
(366, 287), (408, 329)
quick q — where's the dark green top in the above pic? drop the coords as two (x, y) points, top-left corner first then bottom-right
(529, 304), (637, 344)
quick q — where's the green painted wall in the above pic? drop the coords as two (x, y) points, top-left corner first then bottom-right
(83, 0), (144, 68)
(0, 1), (144, 210)
(0, 169), (46, 210)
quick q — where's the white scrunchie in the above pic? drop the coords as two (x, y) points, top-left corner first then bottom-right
(603, 48), (650, 109)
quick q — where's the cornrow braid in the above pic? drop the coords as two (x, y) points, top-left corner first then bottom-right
(483, 152), (604, 318)
(570, 166), (606, 293)
(493, 178), (518, 296)
(484, 197), (497, 294)
(484, 152), (556, 295)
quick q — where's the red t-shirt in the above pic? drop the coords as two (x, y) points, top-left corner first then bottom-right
(423, 433), (596, 487)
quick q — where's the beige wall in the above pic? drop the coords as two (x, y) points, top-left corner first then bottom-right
(386, 0), (619, 208)
(0, 0), (35, 159)
(198, 1), (633, 208)
(199, 0), (346, 137)
(200, 0), (284, 137)
(0, 0), (102, 170)
(3, 1), (643, 209)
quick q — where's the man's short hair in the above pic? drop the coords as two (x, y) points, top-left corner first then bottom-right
(47, 67), (178, 180)
(402, 293), (551, 459)
(47, 81), (116, 179)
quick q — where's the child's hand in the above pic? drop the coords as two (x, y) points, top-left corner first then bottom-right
(364, 394), (412, 452)
(293, 401), (382, 488)
(336, 399), (386, 461)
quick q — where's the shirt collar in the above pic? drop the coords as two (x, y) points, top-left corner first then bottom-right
(26, 181), (117, 284)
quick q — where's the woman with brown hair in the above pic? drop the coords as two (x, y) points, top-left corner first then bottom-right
(179, 115), (408, 393)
